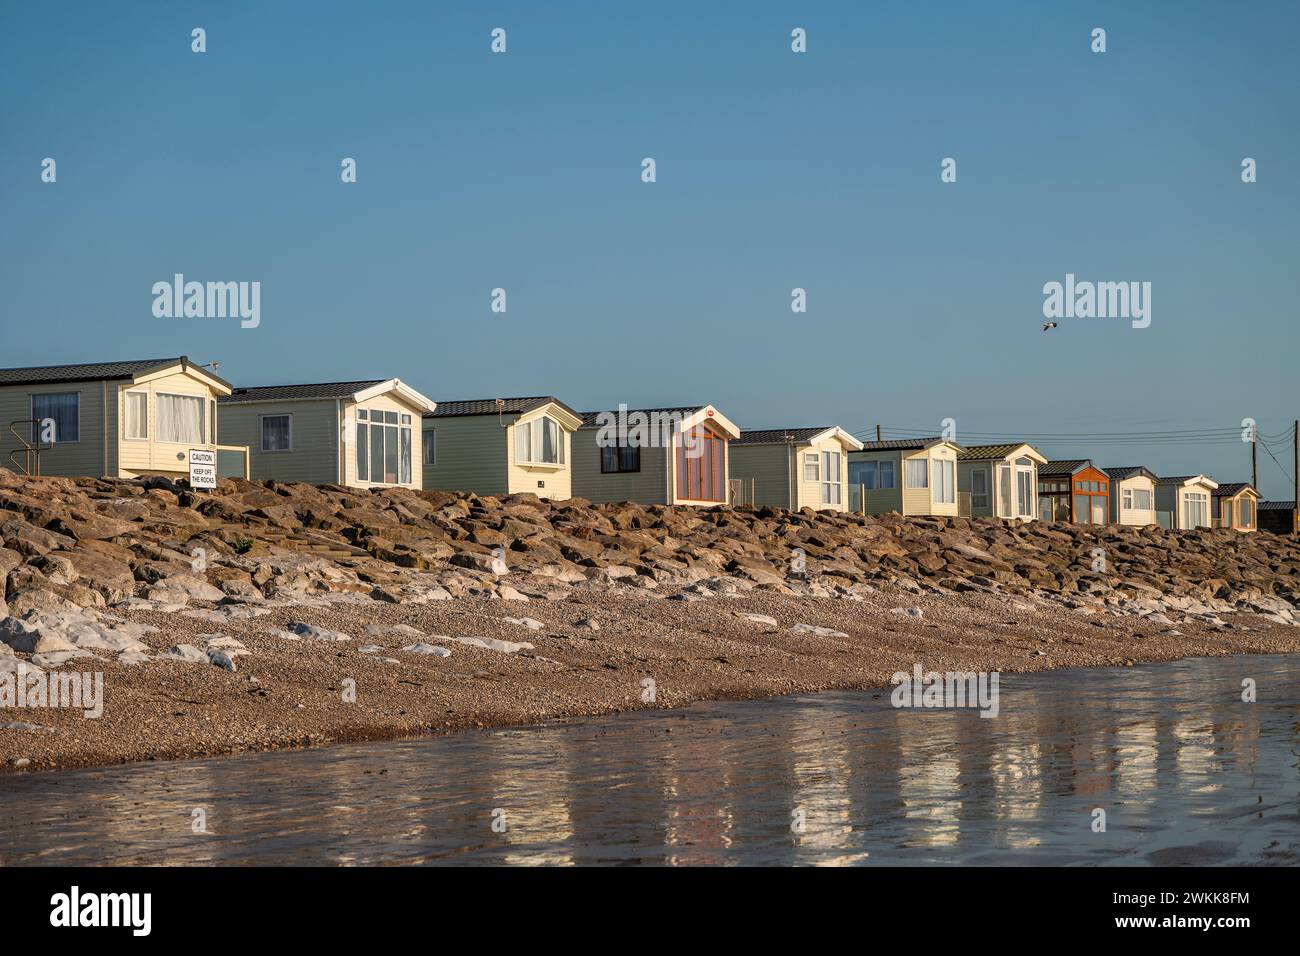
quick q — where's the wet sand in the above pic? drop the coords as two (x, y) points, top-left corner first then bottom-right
(3, 584), (1299, 774)
(2, 652), (1296, 865)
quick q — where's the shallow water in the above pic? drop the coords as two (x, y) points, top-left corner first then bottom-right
(1, 654), (1298, 866)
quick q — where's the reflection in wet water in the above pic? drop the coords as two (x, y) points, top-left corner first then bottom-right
(1, 654), (1297, 866)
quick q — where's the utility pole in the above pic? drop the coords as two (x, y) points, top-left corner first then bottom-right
(876, 424), (881, 443)
(1294, 419), (1298, 533)
(1252, 427), (1258, 490)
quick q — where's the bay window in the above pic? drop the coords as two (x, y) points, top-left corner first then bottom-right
(355, 408), (413, 484)
(515, 416), (564, 466)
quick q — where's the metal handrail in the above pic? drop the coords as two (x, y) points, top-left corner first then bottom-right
(8, 419), (53, 476)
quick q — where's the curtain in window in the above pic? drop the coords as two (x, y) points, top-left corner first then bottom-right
(261, 415), (290, 451)
(423, 429), (436, 466)
(31, 392), (80, 443)
(905, 459), (928, 489)
(124, 392), (148, 439)
(400, 427), (412, 483)
(157, 394), (205, 443)
(933, 460), (955, 503)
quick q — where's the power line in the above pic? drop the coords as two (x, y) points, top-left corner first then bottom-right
(1258, 436), (1295, 486)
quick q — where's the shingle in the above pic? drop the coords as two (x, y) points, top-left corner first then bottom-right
(578, 407), (705, 428)
(1103, 466), (1157, 481)
(1038, 459), (1092, 477)
(1259, 500), (1296, 511)
(735, 427), (835, 445)
(427, 396), (580, 419)
(957, 443), (1027, 461)
(1212, 482), (1255, 497)
(0, 357), (186, 387)
(219, 381), (387, 404)
(854, 437), (948, 451)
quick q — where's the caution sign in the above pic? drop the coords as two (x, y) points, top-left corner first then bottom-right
(188, 448), (217, 490)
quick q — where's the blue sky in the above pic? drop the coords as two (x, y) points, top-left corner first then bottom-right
(2, 1), (1297, 496)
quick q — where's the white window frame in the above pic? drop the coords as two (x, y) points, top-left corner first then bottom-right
(260, 413), (293, 452)
(124, 390), (149, 441)
(355, 406), (413, 485)
(804, 453), (820, 483)
(1015, 460), (1036, 519)
(933, 458), (955, 504)
(905, 458), (929, 489)
(155, 392), (207, 445)
(820, 451), (842, 505)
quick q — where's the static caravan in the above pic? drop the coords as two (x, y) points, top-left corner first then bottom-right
(956, 443), (1047, 521)
(1258, 500), (1296, 535)
(218, 379), (436, 489)
(1104, 466), (1159, 526)
(729, 426), (863, 512)
(1212, 482), (1260, 532)
(846, 438), (963, 516)
(571, 404), (741, 506)
(1154, 475), (1218, 530)
(1037, 460), (1111, 524)
(421, 396), (583, 500)
(0, 356), (244, 481)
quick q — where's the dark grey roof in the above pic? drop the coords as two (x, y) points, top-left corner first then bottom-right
(1104, 465), (1158, 481)
(426, 396), (580, 419)
(735, 427), (835, 446)
(1038, 459), (1094, 477)
(853, 437), (956, 452)
(0, 356), (223, 388)
(1259, 500), (1296, 511)
(1212, 482), (1257, 497)
(957, 443), (1035, 461)
(219, 380), (386, 404)
(579, 406), (705, 428)
(1158, 475), (1212, 484)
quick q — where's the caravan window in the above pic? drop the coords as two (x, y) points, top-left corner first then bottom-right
(355, 407), (413, 484)
(516, 416), (564, 466)
(156, 393), (206, 444)
(30, 392), (80, 443)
